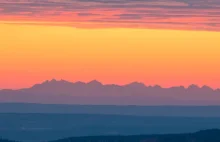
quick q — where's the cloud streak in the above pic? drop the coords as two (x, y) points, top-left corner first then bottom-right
(0, 0), (220, 31)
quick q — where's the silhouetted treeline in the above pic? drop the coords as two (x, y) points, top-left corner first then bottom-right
(50, 129), (220, 142)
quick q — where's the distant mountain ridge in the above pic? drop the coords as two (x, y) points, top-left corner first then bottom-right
(0, 79), (220, 105)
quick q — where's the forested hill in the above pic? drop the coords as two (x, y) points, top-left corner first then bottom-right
(50, 129), (220, 142)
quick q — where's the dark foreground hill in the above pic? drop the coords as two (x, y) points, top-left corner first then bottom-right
(0, 139), (17, 142)
(51, 129), (220, 142)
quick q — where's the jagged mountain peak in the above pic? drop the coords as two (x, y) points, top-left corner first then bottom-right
(87, 80), (103, 86)
(201, 85), (213, 90)
(125, 82), (146, 87)
(188, 84), (200, 89)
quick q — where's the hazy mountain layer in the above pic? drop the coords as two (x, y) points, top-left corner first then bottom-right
(1, 79), (220, 105)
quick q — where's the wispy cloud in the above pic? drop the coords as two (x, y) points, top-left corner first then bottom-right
(0, 0), (220, 31)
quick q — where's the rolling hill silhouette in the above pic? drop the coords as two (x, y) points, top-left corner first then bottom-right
(0, 79), (220, 105)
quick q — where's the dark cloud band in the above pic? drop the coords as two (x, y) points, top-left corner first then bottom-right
(0, 0), (220, 31)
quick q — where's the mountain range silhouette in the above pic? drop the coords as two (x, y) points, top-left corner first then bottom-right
(0, 79), (220, 105)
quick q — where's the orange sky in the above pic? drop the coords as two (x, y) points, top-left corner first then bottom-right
(0, 22), (220, 89)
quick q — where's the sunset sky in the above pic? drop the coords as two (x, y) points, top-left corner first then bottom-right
(0, 0), (220, 89)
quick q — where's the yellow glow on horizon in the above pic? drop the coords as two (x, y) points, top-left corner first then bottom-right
(0, 23), (220, 89)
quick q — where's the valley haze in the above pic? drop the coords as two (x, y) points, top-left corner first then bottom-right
(1, 103), (220, 117)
